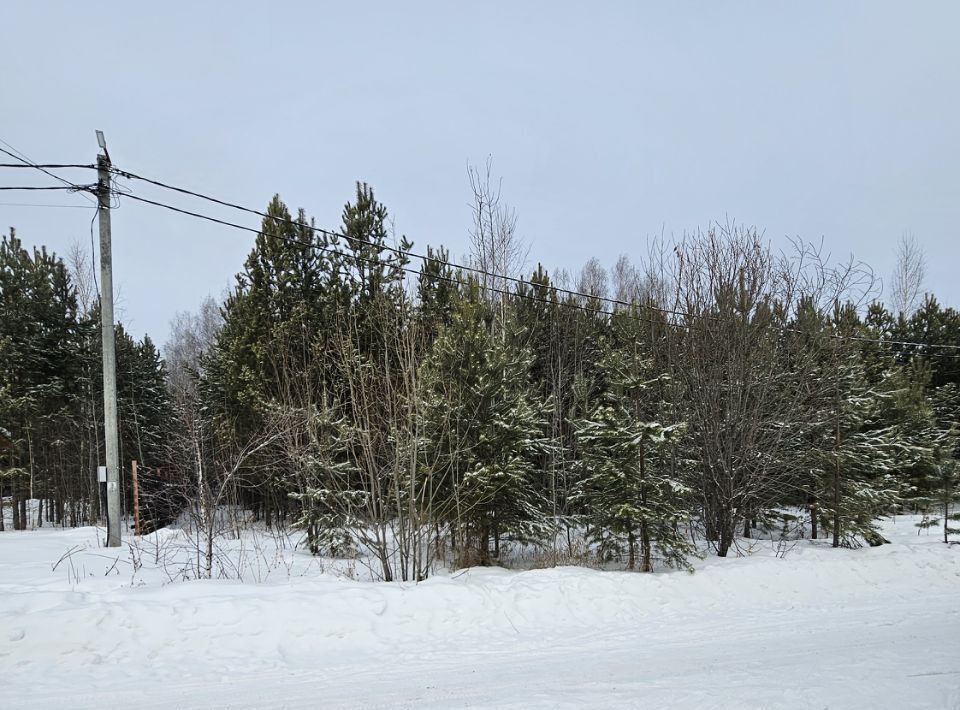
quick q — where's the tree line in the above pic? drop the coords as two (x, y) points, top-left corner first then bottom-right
(2, 179), (958, 580)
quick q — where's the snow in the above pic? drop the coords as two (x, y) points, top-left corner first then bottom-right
(2, 516), (959, 709)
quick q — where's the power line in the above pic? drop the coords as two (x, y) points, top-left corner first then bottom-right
(0, 153), (960, 350)
(112, 166), (691, 318)
(0, 201), (96, 209)
(88, 206), (100, 296)
(111, 166), (960, 353)
(0, 185), (97, 192)
(3, 155), (948, 357)
(119, 191), (634, 325)
(0, 142), (103, 297)
(0, 163), (95, 170)
(118, 188), (960, 358)
(1, 152), (954, 357)
(0, 139), (103, 312)
(0, 140), (99, 206)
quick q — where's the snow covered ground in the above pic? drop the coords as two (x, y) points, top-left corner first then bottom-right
(2, 515), (958, 709)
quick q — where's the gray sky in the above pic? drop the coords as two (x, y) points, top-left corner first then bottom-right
(3, 1), (958, 345)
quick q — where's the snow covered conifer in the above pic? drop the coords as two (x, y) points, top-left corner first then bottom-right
(575, 310), (692, 571)
(420, 281), (550, 566)
(915, 385), (960, 542)
(811, 311), (902, 547)
(287, 398), (362, 557)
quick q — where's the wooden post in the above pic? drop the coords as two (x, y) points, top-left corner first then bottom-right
(131, 460), (140, 537)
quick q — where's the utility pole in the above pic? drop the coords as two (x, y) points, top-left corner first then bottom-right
(96, 130), (121, 548)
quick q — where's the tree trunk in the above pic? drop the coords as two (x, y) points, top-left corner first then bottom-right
(205, 518), (214, 579)
(639, 522), (651, 573)
(479, 519), (491, 566)
(638, 444), (652, 572)
(11, 469), (21, 530)
(18, 494), (27, 531)
(703, 506), (716, 542)
(717, 511), (733, 558)
(810, 497), (818, 540)
(833, 408), (841, 548)
(944, 472), (951, 545)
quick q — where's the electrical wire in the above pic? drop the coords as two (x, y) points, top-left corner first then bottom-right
(111, 166), (698, 320)
(3, 149), (949, 357)
(0, 140), (99, 205)
(0, 163), (95, 170)
(112, 166), (960, 354)
(117, 188), (960, 358)
(0, 185), (95, 191)
(89, 207), (100, 296)
(119, 191), (631, 325)
(0, 139), (107, 296)
(0, 202), (96, 209)
(0, 149), (946, 355)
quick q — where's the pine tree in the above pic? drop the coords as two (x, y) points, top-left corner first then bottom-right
(204, 195), (347, 525)
(898, 296), (960, 389)
(420, 283), (550, 565)
(338, 182), (411, 371)
(863, 298), (960, 531)
(0, 230), (83, 528)
(416, 245), (458, 344)
(575, 309), (692, 571)
(915, 385), (960, 542)
(815, 352), (901, 548)
(288, 397), (363, 556)
(512, 265), (609, 555)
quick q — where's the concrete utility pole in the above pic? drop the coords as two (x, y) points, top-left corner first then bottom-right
(96, 130), (121, 547)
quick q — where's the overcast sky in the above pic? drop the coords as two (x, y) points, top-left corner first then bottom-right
(3, 1), (958, 346)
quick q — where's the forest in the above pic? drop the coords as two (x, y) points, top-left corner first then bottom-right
(2, 173), (958, 583)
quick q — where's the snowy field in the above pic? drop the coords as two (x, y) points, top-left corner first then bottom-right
(2, 514), (959, 709)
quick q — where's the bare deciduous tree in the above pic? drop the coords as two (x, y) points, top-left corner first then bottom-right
(66, 241), (96, 314)
(467, 157), (529, 331)
(661, 224), (876, 556)
(163, 297), (238, 578)
(611, 254), (639, 305)
(889, 231), (926, 317)
(577, 258), (608, 302)
(281, 295), (447, 582)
